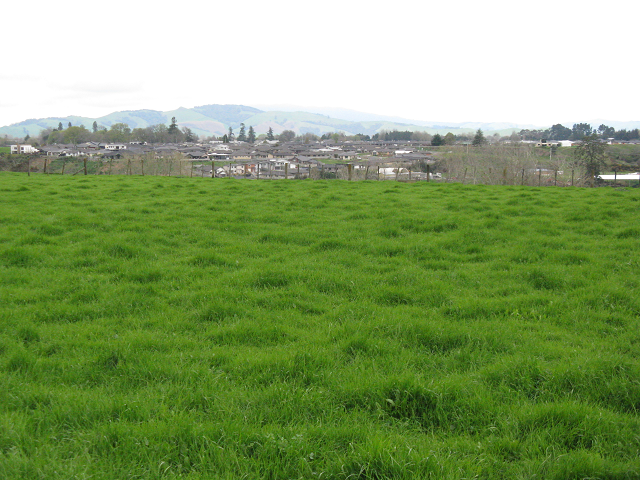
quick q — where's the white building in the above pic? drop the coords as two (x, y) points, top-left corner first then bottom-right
(10, 144), (39, 154)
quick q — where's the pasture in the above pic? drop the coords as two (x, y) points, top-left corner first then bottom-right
(0, 172), (639, 479)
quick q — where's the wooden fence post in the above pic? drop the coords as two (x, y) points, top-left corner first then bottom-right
(538, 168), (541, 187)
(426, 164), (430, 182)
(43, 158), (48, 174)
(285, 163), (289, 180)
(61, 161), (66, 175)
(521, 169), (524, 185)
(84, 157), (88, 175)
(555, 170), (558, 186)
(348, 164), (352, 181)
(27, 157), (31, 176)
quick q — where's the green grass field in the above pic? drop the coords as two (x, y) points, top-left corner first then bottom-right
(1, 173), (639, 479)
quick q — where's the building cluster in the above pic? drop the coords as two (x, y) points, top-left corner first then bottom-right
(9, 140), (436, 179)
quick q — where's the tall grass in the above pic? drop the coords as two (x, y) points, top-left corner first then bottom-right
(1, 172), (639, 479)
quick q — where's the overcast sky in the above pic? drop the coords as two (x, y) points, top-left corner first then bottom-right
(2, 0), (638, 128)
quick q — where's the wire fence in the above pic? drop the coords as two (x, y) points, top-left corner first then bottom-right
(0, 154), (631, 187)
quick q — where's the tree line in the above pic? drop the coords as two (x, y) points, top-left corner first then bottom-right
(518, 123), (640, 142)
(4, 119), (640, 148)
(22, 117), (199, 146)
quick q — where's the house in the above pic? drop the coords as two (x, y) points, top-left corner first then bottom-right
(105, 143), (127, 150)
(10, 144), (39, 154)
(536, 140), (560, 147)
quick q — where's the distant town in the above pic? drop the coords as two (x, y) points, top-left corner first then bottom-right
(3, 118), (640, 185)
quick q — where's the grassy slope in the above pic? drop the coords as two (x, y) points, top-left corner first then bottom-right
(0, 173), (639, 479)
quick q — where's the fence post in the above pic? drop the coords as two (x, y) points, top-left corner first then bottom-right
(377, 165), (380, 180)
(426, 164), (430, 182)
(61, 161), (66, 175)
(84, 158), (88, 175)
(27, 157), (30, 176)
(538, 168), (541, 187)
(521, 169), (524, 185)
(348, 164), (352, 181)
(43, 158), (48, 174)
(462, 167), (467, 184)
(365, 165), (369, 180)
(212, 161), (215, 179)
(555, 170), (557, 186)
(141, 159), (144, 176)
(190, 161), (194, 178)
(109, 160), (112, 175)
(614, 170), (617, 185)
(285, 163), (288, 180)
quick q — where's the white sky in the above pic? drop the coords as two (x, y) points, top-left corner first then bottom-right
(2, 0), (638, 128)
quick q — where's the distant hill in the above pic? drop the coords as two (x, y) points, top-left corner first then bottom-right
(0, 104), (502, 140)
(3, 104), (638, 140)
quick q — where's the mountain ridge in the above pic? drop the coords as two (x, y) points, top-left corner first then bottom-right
(2, 104), (639, 140)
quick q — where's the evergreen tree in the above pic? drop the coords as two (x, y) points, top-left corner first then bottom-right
(58, 122), (63, 131)
(472, 129), (487, 146)
(168, 117), (179, 135)
(571, 123), (593, 140)
(228, 127), (234, 141)
(247, 126), (256, 143)
(266, 127), (274, 141)
(237, 123), (246, 142)
(431, 133), (444, 146)
(92, 121), (98, 134)
(222, 134), (229, 143)
(68, 122), (72, 129)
